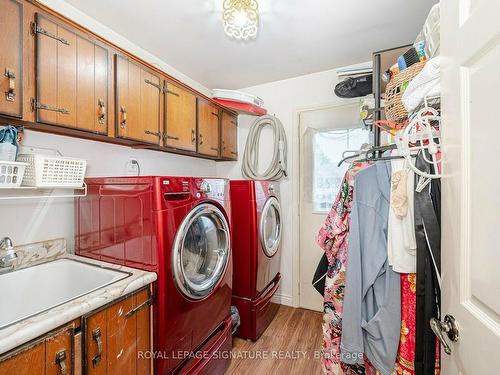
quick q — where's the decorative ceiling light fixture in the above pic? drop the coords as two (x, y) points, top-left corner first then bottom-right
(222, 0), (259, 40)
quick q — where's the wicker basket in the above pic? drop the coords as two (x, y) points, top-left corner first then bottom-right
(384, 61), (426, 123)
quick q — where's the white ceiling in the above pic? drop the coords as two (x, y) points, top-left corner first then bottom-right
(62, 0), (437, 89)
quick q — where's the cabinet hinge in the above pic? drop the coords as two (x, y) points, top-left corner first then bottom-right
(126, 296), (154, 318)
(31, 98), (70, 114)
(162, 82), (180, 97)
(31, 22), (70, 45)
(144, 78), (162, 91)
(144, 130), (161, 138)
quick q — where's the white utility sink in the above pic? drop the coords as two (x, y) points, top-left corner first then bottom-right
(0, 258), (130, 329)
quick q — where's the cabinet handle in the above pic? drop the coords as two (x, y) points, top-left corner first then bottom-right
(231, 151), (238, 156)
(4, 68), (15, 102)
(211, 147), (219, 152)
(199, 133), (203, 145)
(144, 130), (161, 137)
(163, 134), (179, 141)
(231, 120), (236, 125)
(98, 99), (106, 125)
(126, 296), (154, 318)
(211, 112), (219, 117)
(120, 106), (127, 128)
(191, 129), (196, 144)
(92, 328), (103, 367)
(55, 350), (67, 375)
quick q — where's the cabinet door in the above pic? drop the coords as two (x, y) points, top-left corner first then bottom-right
(221, 111), (238, 159)
(0, 341), (45, 375)
(85, 309), (107, 375)
(106, 295), (137, 373)
(115, 55), (161, 145)
(46, 327), (74, 375)
(35, 13), (109, 133)
(0, 325), (74, 375)
(84, 287), (152, 375)
(135, 289), (152, 375)
(76, 38), (108, 134)
(0, 0), (23, 118)
(197, 100), (220, 157)
(164, 82), (196, 152)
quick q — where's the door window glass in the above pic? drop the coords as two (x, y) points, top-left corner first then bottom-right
(174, 204), (230, 299)
(261, 198), (281, 256)
(182, 215), (221, 286)
(312, 128), (369, 212)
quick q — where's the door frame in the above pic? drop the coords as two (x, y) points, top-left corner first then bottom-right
(291, 98), (360, 308)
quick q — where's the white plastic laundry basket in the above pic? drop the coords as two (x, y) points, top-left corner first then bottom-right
(17, 153), (87, 188)
(0, 161), (28, 187)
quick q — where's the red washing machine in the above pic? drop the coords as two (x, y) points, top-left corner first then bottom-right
(230, 180), (282, 341)
(75, 176), (233, 375)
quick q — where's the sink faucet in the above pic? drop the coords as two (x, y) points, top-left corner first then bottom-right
(0, 237), (17, 274)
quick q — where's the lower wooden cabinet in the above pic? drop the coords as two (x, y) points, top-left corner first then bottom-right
(84, 288), (152, 375)
(0, 325), (74, 375)
(0, 287), (152, 375)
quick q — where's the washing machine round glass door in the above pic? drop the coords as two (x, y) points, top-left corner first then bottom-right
(173, 203), (231, 300)
(260, 196), (282, 257)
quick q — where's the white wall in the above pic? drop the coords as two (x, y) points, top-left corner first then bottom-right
(1, 131), (216, 250)
(217, 63), (370, 307)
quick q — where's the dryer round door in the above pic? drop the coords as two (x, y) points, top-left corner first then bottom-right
(259, 196), (282, 257)
(172, 203), (231, 300)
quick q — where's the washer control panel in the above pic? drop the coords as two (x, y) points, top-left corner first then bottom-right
(199, 179), (227, 199)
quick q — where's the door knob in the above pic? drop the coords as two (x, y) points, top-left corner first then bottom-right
(430, 314), (460, 355)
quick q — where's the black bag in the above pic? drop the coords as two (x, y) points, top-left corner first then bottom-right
(312, 253), (328, 297)
(334, 74), (373, 98)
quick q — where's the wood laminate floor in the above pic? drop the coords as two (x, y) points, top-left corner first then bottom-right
(226, 305), (323, 375)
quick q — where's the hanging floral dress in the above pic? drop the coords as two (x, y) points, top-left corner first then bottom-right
(317, 166), (367, 375)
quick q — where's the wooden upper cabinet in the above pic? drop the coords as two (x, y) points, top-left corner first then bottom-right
(164, 82), (196, 152)
(115, 55), (162, 145)
(197, 99), (220, 157)
(34, 13), (109, 134)
(0, 0), (23, 118)
(221, 111), (238, 159)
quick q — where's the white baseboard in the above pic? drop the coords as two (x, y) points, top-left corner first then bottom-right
(271, 293), (294, 307)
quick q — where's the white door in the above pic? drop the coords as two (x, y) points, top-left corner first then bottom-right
(298, 103), (369, 311)
(440, 0), (500, 372)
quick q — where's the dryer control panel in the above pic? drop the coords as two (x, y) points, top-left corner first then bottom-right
(196, 178), (228, 200)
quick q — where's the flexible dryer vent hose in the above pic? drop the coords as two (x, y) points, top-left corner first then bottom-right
(241, 115), (288, 181)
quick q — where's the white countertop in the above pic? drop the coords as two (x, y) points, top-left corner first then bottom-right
(0, 239), (157, 355)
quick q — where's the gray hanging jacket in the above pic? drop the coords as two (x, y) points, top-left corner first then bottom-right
(340, 161), (401, 375)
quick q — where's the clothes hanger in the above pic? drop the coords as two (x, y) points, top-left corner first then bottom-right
(395, 100), (442, 181)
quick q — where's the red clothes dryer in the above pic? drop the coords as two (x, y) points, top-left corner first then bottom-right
(75, 176), (233, 375)
(230, 180), (282, 341)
